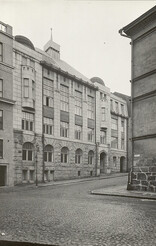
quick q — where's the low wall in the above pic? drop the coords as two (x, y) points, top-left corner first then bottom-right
(127, 166), (156, 192)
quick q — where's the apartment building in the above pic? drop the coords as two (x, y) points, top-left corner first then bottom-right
(0, 22), (15, 186)
(0, 21), (129, 186)
(91, 77), (128, 175)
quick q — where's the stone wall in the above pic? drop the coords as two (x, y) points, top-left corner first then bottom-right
(128, 165), (156, 192)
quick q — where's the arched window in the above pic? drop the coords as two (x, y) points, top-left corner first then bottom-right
(22, 142), (34, 161)
(88, 150), (94, 165)
(75, 149), (82, 164)
(61, 147), (69, 163)
(44, 145), (53, 162)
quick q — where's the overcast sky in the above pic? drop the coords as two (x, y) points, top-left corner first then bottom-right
(1, 0), (155, 95)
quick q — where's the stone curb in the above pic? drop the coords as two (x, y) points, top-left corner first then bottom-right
(91, 189), (156, 200)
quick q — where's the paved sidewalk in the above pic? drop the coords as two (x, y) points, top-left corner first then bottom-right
(0, 173), (127, 193)
(91, 185), (156, 200)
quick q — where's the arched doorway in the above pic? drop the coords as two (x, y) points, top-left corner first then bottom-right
(100, 152), (107, 174)
(120, 156), (126, 173)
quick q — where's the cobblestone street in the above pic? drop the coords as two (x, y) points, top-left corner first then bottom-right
(0, 176), (156, 246)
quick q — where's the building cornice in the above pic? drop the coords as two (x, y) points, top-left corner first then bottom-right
(40, 60), (98, 90)
(0, 97), (15, 105)
(120, 5), (156, 37)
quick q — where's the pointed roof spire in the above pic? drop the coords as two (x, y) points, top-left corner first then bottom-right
(50, 28), (53, 41)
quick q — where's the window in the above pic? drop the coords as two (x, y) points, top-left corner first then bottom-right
(0, 23), (6, 32)
(121, 104), (124, 115)
(111, 137), (118, 149)
(22, 142), (34, 161)
(43, 117), (54, 135)
(75, 90), (82, 116)
(61, 147), (69, 163)
(32, 80), (35, 100)
(43, 78), (54, 107)
(87, 95), (94, 119)
(0, 43), (3, 62)
(60, 122), (69, 137)
(113, 156), (117, 167)
(121, 138), (125, 150)
(44, 145), (53, 162)
(110, 99), (113, 111)
(75, 125), (82, 140)
(88, 128), (94, 142)
(23, 78), (29, 98)
(60, 84), (69, 112)
(101, 107), (106, 121)
(111, 117), (118, 130)
(0, 139), (3, 158)
(0, 110), (3, 129)
(115, 102), (119, 113)
(30, 60), (35, 68)
(88, 150), (94, 165)
(22, 112), (34, 131)
(0, 79), (3, 97)
(75, 149), (82, 164)
(100, 130), (106, 144)
(100, 93), (107, 101)
(121, 119), (124, 132)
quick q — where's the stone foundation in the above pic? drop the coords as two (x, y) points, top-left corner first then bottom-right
(127, 166), (156, 192)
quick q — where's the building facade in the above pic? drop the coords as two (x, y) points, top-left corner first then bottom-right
(120, 6), (156, 192)
(0, 22), (15, 186)
(0, 21), (129, 186)
(91, 78), (128, 175)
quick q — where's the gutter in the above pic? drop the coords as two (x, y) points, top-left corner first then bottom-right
(119, 28), (133, 186)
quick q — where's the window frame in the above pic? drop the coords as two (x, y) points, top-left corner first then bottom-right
(0, 139), (3, 158)
(75, 149), (82, 164)
(0, 110), (3, 130)
(44, 145), (53, 162)
(22, 142), (34, 161)
(0, 79), (3, 97)
(61, 147), (69, 163)
(60, 122), (69, 138)
(0, 43), (3, 62)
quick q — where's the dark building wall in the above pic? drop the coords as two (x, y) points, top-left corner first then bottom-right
(121, 6), (156, 192)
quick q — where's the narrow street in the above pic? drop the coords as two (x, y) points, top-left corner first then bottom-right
(0, 175), (156, 246)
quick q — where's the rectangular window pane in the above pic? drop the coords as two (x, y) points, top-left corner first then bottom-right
(30, 121), (33, 131)
(28, 150), (32, 161)
(22, 150), (26, 160)
(0, 43), (3, 62)
(44, 152), (47, 162)
(0, 79), (3, 97)
(0, 139), (3, 158)
(24, 78), (29, 98)
(0, 110), (3, 129)
(48, 152), (52, 162)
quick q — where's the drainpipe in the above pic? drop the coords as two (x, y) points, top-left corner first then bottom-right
(42, 67), (45, 183)
(95, 91), (98, 176)
(119, 29), (133, 187)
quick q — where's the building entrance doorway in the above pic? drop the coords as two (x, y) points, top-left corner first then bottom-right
(120, 156), (126, 173)
(100, 152), (107, 174)
(0, 166), (6, 186)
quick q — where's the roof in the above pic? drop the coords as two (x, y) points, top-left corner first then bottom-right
(15, 35), (35, 50)
(90, 77), (105, 86)
(37, 47), (96, 88)
(119, 5), (156, 37)
(114, 92), (131, 116)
